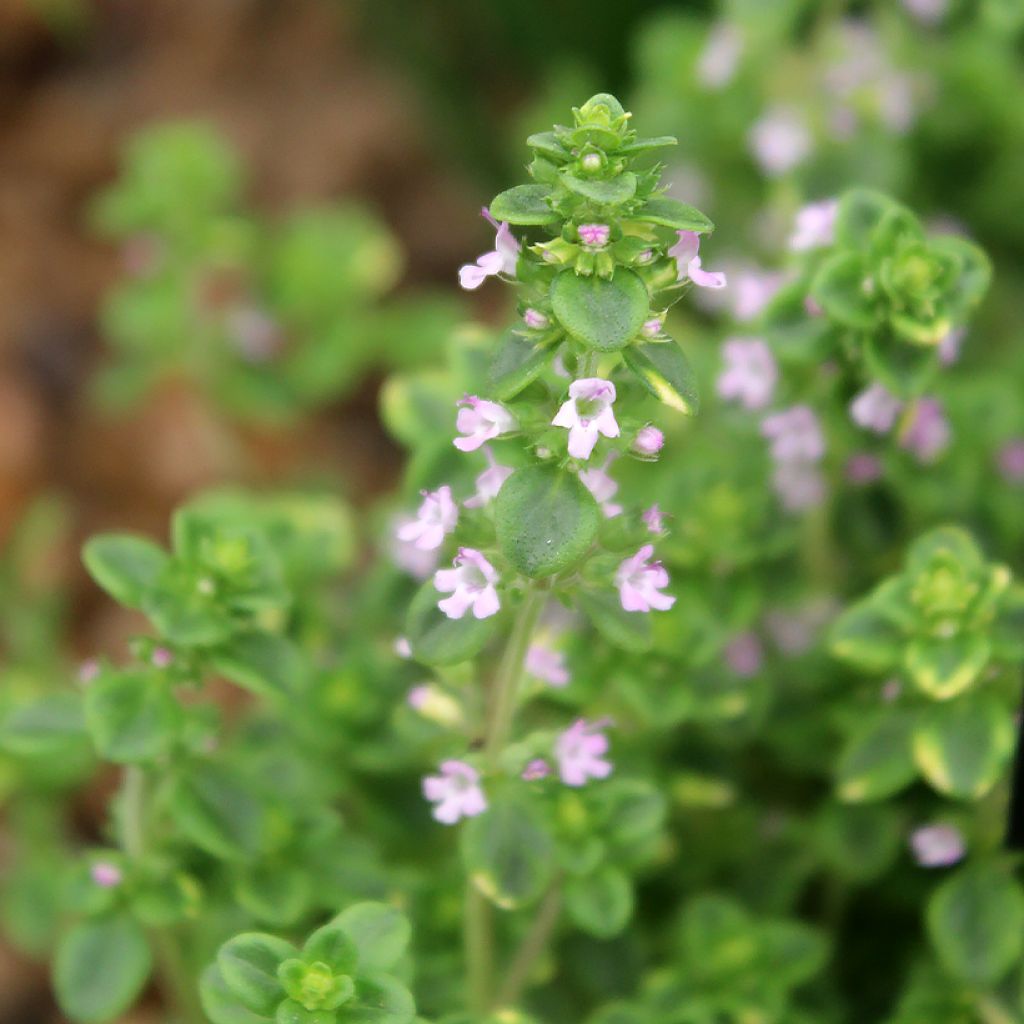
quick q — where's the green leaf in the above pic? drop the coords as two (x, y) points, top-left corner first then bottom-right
(912, 696), (1014, 799)
(170, 762), (268, 860)
(933, 235), (992, 317)
(904, 633), (991, 700)
(618, 135), (678, 155)
(84, 670), (180, 763)
(565, 865), (634, 938)
(834, 188), (898, 248)
(759, 920), (829, 989)
(579, 589), (652, 653)
(54, 913), (152, 1023)
(405, 580), (500, 667)
(346, 972), (416, 1024)
(829, 597), (904, 673)
(810, 252), (878, 330)
(217, 932), (297, 1015)
(200, 963), (274, 1024)
(623, 338), (699, 414)
(462, 796), (554, 910)
(927, 865), (1024, 984)
(526, 132), (569, 161)
(235, 864), (311, 927)
(561, 171), (637, 205)
(815, 802), (901, 882)
(301, 922), (359, 975)
(276, 1001), (334, 1024)
(82, 533), (168, 609)
(551, 268), (649, 352)
(836, 712), (917, 802)
(333, 902), (411, 973)
(632, 197), (713, 232)
(0, 692), (86, 757)
(494, 465), (599, 578)
(488, 184), (558, 225)
(487, 331), (555, 401)
(862, 331), (940, 397)
(211, 632), (305, 700)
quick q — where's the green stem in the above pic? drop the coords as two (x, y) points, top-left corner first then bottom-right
(465, 586), (546, 1014)
(494, 881), (562, 1009)
(120, 767), (206, 1024)
(977, 994), (1017, 1024)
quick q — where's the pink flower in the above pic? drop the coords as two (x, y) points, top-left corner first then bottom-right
(226, 306), (282, 362)
(91, 862), (122, 888)
(724, 632), (763, 677)
(789, 199), (838, 252)
(846, 453), (883, 485)
(454, 395), (516, 452)
(525, 643), (570, 688)
(579, 454), (623, 518)
(764, 598), (836, 655)
(523, 308), (549, 330)
(151, 647), (173, 669)
(997, 438), (1024, 484)
(423, 760), (487, 824)
(749, 108), (812, 176)
(938, 327), (965, 366)
(464, 446), (514, 508)
(642, 503), (667, 536)
(555, 719), (613, 786)
(522, 759), (551, 781)
(397, 486), (459, 551)
(881, 678), (903, 703)
(407, 683), (463, 727)
(391, 516), (440, 579)
(552, 378), (620, 460)
(77, 659), (100, 685)
(641, 317), (663, 338)
(850, 383), (903, 434)
(903, 0), (949, 24)
(578, 223), (610, 247)
(717, 339), (777, 410)
(458, 209), (520, 290)
(434, 547), (501, 620)
(669, 231), (727, 289)
(633, 425), (664, 457)
(900, 398), (950, 463)
(697, 22), (743, 90)
(616, 545), (676, 613)
(394, 636), (412, 658)
(732, 269), (787, 321)
(761, 406), (825, 463)
(772, 462), (826, 511)
(910, 824), (965, 868)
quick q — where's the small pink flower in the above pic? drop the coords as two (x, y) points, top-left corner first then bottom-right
(732, 269), (787, 321)
(850, 383), (903, 434)
(616, 545), (675, 613)
(407, 684), (463, 727)
(434, 547), (501, 620)
(846, 453), (883, 485)
(899, 398), (950, 463)
(579, 454), (623, 518)
(523, 308), (549, 330)
(903, 0), (948, 24)
(881, 678), (903, 703)
(454, 395), (516, 452)
(77, 659), (100, 685)
(669, 231), (727, 289)
(724, 632), (762, 677)
(789, 199), (838, 252)
(464, 446), (514, 508)
(578, 223), (610, 247)
(749, 107), (812, 176)
(226, 306), (281, 362)
(938, 327), (965, 366)
(641, 317), (663, 338)
(804, 295), (824, 317)
(394, 636), (412, 659)
(423, 760), (487, 824)
(522, 759), (551, 781)
(761, 406), (825, 463)
(151, 647), (173, 669)
(91, 862), (122, 888)
(407, 685), (430, 711)
(764, 598), (835, 655)
(555, 719), (613, 787)
(772, 462), (826, 512)
(697, 22), (743, 90)
(633, 425), (665, 457)
(397, 486), (459, 551)
(552, 378), (620, 460)
(997, 438), (1024, 484)
(642, 504), (667, 536)
(391, 516), (440, 579)
(525, 643), (570, 688)
(717, 339), (777, 410)
(458, 209), (520, 290)
(910, 824), (965, 867)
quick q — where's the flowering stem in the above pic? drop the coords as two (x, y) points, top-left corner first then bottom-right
(120, 767), (206, 1024)
(495, 880), (562, 1009)
(464, 882), (493, 1016)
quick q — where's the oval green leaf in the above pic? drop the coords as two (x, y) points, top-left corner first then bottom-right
(82, 533), (168, 609)
(489, 184), (558, 225)
(623, 338), (699, 414)
(633, 197), (713, 232)
(551, 268), (649, 352)
(405, 580), (500, 666)
(561, 172), (637, 205)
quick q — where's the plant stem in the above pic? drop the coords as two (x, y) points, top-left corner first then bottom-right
(977, 994), (1017, 1024)
(120, 767), (206, 1024)
(465, 585), (546, 1014)
(494, 882), (562, 1009)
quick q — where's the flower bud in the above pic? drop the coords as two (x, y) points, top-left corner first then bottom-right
(633, 425), (665, 456)
(523, 307), (549, 330)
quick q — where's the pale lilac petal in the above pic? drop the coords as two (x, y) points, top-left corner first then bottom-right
(472, 586), (501, 620)
(688, 258), (727, 289)
(439, 591), (474, 619)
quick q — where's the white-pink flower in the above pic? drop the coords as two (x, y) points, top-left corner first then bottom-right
(749, 107), (812, 176)
(899, 398), (950, 463)
(578, 223), (611, 247)
(633, 425), (664, 457)
(732, 269), (787, 321)
(454, 395), (516, 453)
(616, 545), (675, 613)
(434, 547), (501, 620)
(579, 454), (623, 518)
(525, 643), (570, 688)
(997, 438), (1024, 484)
(458, 209), (520, 290)
(697, 22), (743, 90)
(523, 307), (549, 330)
(396, 486), (459, 551)
(552, 378), (620, 460)
(422, 760), (487, 824)
(522, 759), (551, 781)
(391, 516), (440, 579)
(717, 339), (777, 410)
(938, 326), (965, 366)
(642, 503), (667, 536)
(850, 383), (903, 434)
(846, 453), (883, 485)
(91, 862), (122, 888)
(772, 462), (826, 512)
(761, 405), (825, 463)
(910, 823), (965, 867)
(555, 719), (613, 786)
(789, 199), (838, 252)
(724, 631), (763, 677)
(464, 446), (514, 508)
(669, 231), (727, 289)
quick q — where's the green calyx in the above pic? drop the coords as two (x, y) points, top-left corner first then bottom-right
(278, 959), (355, 1012)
